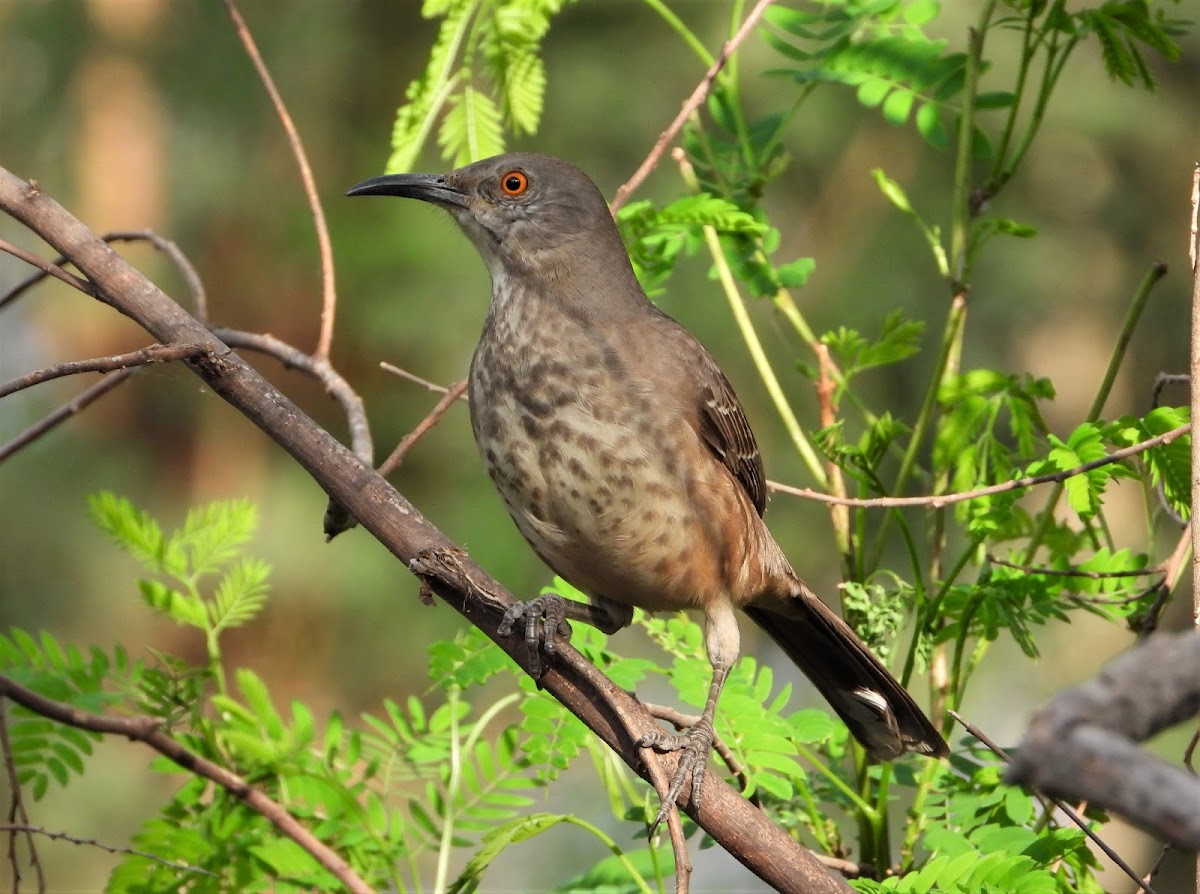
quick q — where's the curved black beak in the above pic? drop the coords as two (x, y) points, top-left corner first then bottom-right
(345, 173), (467, 208)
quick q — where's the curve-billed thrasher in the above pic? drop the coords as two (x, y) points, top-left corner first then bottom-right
(349, 153), (947, 825)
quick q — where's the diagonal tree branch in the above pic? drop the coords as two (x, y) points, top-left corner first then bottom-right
(0, 165), (850, 894)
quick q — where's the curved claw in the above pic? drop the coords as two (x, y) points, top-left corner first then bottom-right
(640, 719), (714, 835)
(497, 593), (572, 678)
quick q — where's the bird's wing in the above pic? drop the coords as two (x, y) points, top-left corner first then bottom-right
(696, 352), (768, 517)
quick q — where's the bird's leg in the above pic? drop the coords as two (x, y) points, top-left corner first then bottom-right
(499, 593), (632, 677)
(638, 600), (740, 832)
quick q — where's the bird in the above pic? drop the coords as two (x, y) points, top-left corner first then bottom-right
(347, 152), (948, 827)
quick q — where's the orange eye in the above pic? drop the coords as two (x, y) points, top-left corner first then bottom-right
(500, 171), (528, 196)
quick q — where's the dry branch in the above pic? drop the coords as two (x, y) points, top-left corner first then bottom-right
(0, 675), (372, 893)
(1006, 632), (1200, 851)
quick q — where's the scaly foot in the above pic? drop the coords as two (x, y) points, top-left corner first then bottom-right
(639, 716), (715, 833)
(497, 593), (572, 677)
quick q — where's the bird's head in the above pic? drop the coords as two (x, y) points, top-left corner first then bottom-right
(347, 153), (622, 281)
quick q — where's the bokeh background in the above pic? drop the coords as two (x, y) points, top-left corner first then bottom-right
(1, 1), (1198, 891)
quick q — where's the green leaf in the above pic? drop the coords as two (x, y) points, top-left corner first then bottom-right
(857, 76), (892, 107)
(389, 2), (473, 172)
(789, 709), (836, 743)
(439, 81), (504, 166)
(904, 0), (939, 26)
(777, 257), (816, 288)
(209, 558), (271, 633)
(450, 812), (569, 894)
(882, 87), (915, 125)
(178, 498), (258, 579)
(89, 492), (179, 576)
(975, 90), (1015, 109)
(915, 101), (948, 149)
(139, 580), (207, 628)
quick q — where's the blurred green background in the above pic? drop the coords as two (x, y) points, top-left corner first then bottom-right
(1, 1), (1198, 890)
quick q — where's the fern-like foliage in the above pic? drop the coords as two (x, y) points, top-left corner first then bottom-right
(0, 630), (126, 799)
(388, 0), (576, 171)
(89, 492), (269, 640)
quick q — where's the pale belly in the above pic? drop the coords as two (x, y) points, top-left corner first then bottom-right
(469, 385), (723, 611)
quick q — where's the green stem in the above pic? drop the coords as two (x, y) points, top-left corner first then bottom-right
(685, 177), (828, 484)
(795, 741), (877, 818)
(900, 756), (944, 869)
(987, 0), (1037, 188)
(997, 24), (1081, 194)
(872, 762), (894, 867)
(203, 622), (227, 697)
(641, 0), (714, 67)
(1088, 263), (1169, 421)
(901, 536), (981, 688)
(949, 1), (997, 282)
(1023, 262), (1167, 560)
(798, 780), (834, 853)
(556, 817), (656, 894)
(432, 688), (462, 894)
(947, 595), (984, 712)
(868, 293), (968, 568)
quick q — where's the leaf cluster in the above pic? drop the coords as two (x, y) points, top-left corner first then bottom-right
(388, 0), (576, 171)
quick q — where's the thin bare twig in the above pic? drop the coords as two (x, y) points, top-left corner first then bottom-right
(640, 742), (692, 894)
(1142, 843), (1171, 889)
(0, 236), (95, 299)
(223, 0), (337, 360)
(0, 230), (205, 316)
(378, 378), (469, 478)
(1187, 165), (1200, 894)
(1153, 373), (1189, 409)
(609, 0), (777, 213)
(0, 344), (207, 399)
(949, 710), (1155, 894)
(211, 328), (371, 465)
(986, 554), (1165, 580)
(1137, 523), (1192, 638)
(0, 675), (373, 894)
(769, 423), (1190, 508)
(326, 378), (469, 538)
(1, 702), (45, 894)
(0, 369), (132, 464)
(0, 825), (216, 879)
(380, 362), (468, 397)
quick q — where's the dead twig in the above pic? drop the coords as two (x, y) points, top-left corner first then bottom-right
(1, 702), (44, 894)
(950, 709), (1155, 894)
(224, 0), (337, 360)
(640, 741), (692, 894)
(609, 0), (777, 213)
(211, 328), (372, 466)
(0, 344), (208, 399)
(0, 824), (216, 879)
(0, 675), (373, 894)
(0, 236), (95, 299)
(380, 362), (468, 397)
(377, 378), (468, 478)
(769, 423), (1190, 508)
(0, 230), (206, 316)
(0, 370), (133, 463)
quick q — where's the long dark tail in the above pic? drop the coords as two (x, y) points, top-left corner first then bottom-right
(744, 591), (948, 761)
